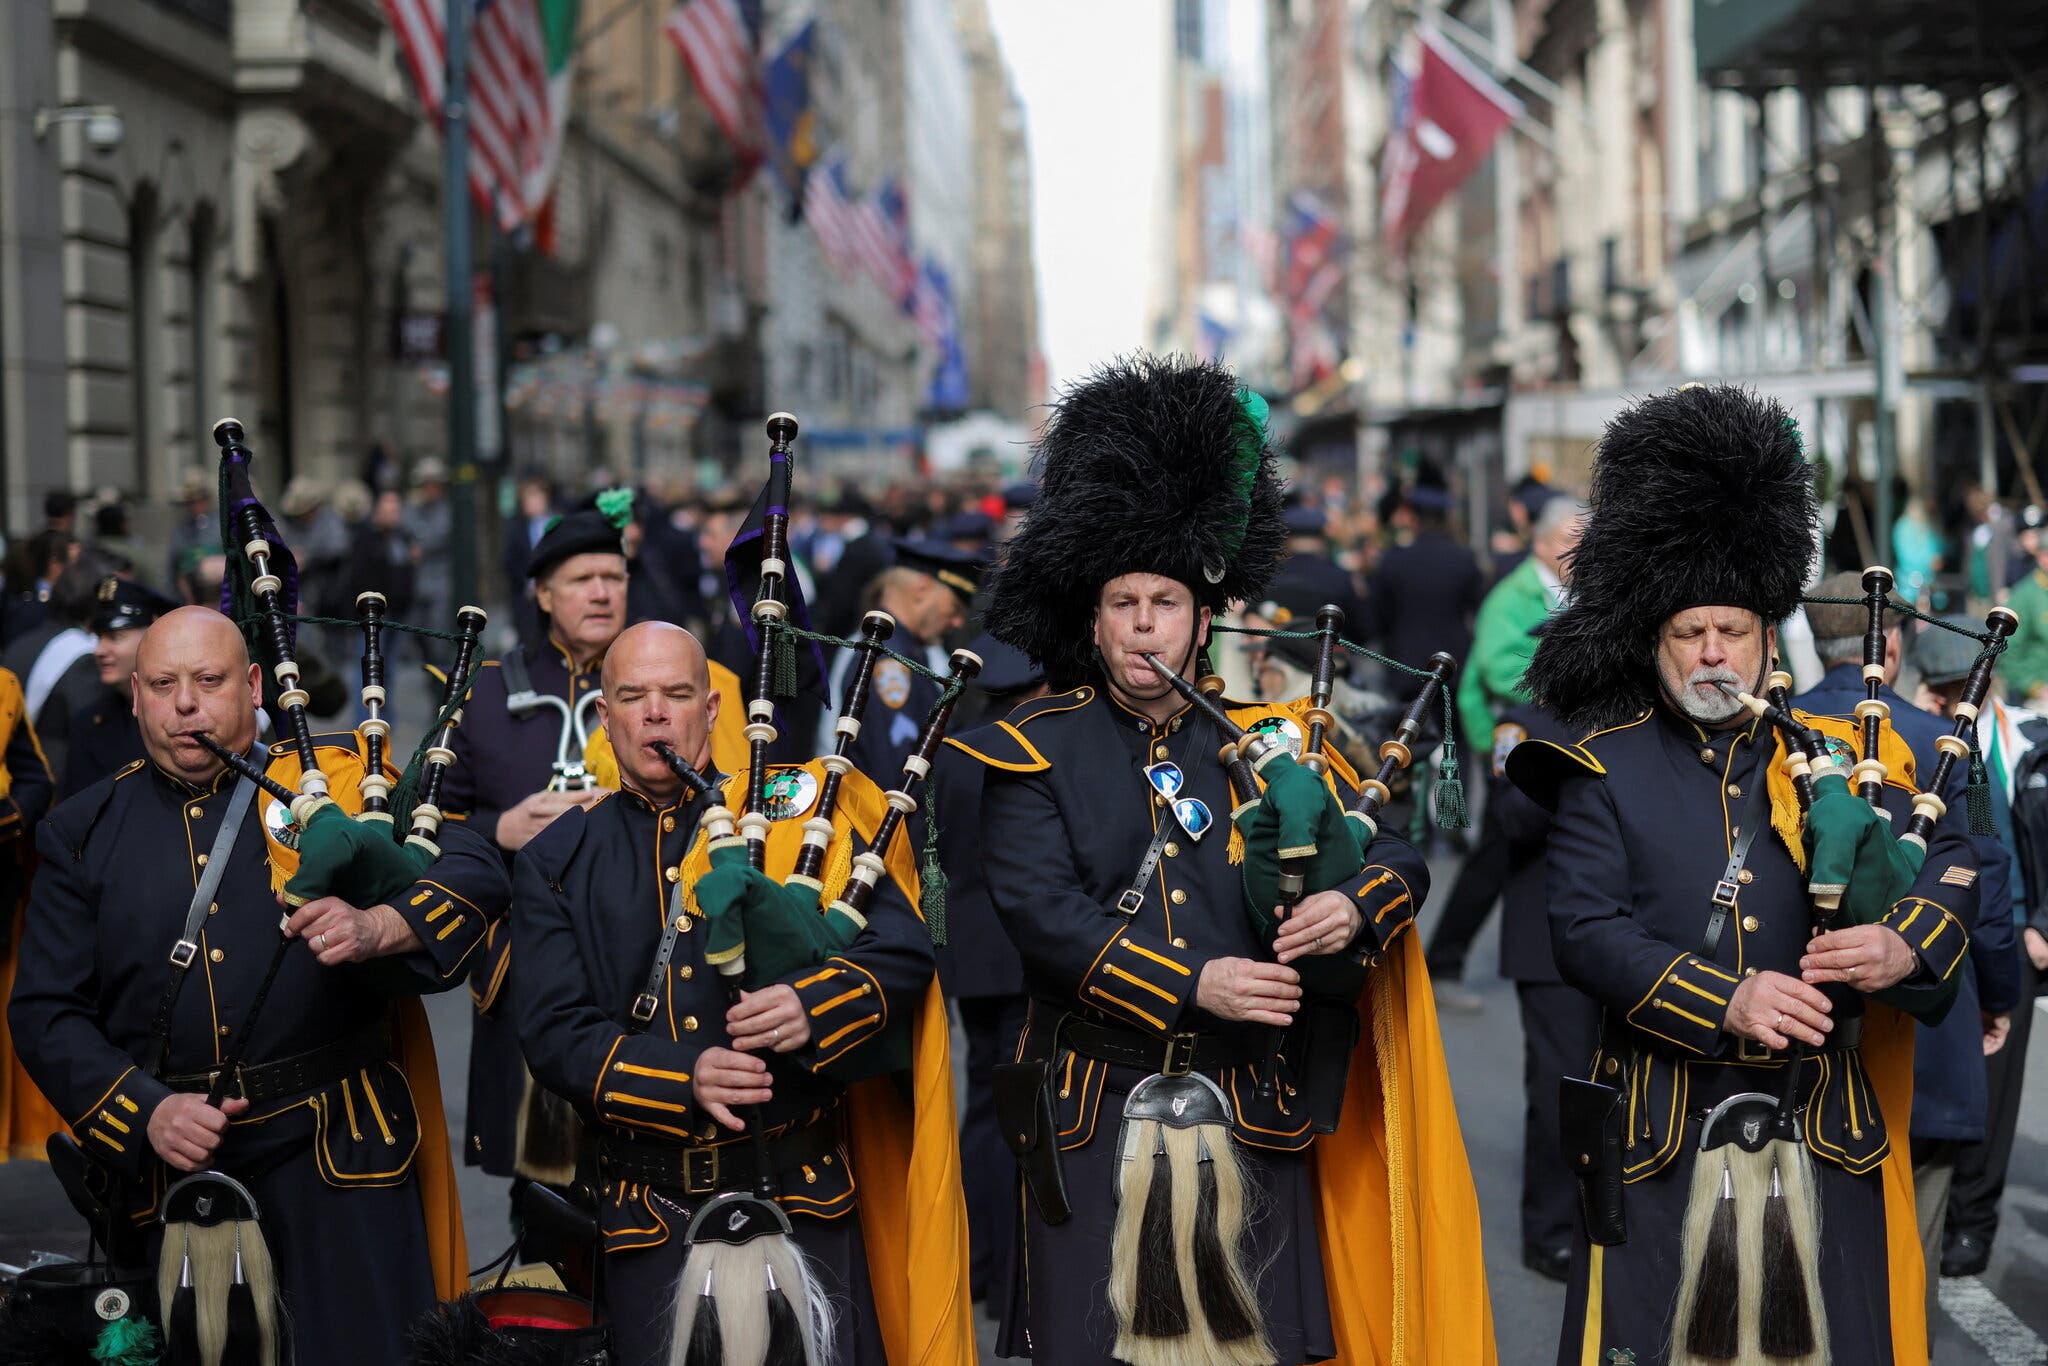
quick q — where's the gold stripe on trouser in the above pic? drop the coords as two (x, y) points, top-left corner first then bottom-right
(1579, 1243), (1605, 1366)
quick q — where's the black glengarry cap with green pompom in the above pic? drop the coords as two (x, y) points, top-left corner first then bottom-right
(984, 354), (1287, 689)
(526, 487), (633, 581)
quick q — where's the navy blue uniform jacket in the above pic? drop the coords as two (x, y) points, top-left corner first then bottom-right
(9, 736), (506, 1183)
(954, 685), (1429, 1149)
(509, 773), (934, 1251)
(1510, 705), (1977, 1178)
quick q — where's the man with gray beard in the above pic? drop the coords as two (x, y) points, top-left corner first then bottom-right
(1508, 385), (1976, 1366)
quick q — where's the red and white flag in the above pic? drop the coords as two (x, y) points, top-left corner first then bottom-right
(803, 153), (862, 277)
(663, 0), (763, 164)
(1379, 28), (1522, 249)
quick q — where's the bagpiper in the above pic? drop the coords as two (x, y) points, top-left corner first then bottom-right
(961, 354), (1493, 1365)
(1508, 384), (1983, 1366)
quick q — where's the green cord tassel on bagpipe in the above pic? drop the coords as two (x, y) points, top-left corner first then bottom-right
(768, 618), (798, 701)
(919, 722), (949, 947)
(1431, 693), (1468, 830)
(1966, 734), (1995, 837)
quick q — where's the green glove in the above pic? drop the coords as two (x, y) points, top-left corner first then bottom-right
(1803, 771), (1921, 927)
(1238, 753), (1365, 940)
(740, 875), (846, 985)
(284, 802), (433, 909)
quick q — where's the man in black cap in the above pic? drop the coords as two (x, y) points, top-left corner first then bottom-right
(58, 575), (178, 800)
(1509, 385), (1977, 1366)
(441, 501), (630, 1179)
(815, 538), (982, 786)
(1368, 483), (1483, 675)
(963, 355), (1489, 1364)
(930, 632), (1044, 1305)
(1268, 502), (1368, 638)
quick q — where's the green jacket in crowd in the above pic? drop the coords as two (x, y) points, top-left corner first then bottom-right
(2002, 568), (2048, 700)
(1455, 556), (1559, 750)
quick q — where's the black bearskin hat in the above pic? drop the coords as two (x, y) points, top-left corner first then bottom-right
(984, 354), (1287, 688)
(1523, 384), (1817, 732)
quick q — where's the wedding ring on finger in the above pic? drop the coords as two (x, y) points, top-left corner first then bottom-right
(313, 933), (327, 952)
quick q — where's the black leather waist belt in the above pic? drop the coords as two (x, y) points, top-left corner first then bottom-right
(596, 1122), (839, 1196)
(166, 1023), (390, 1104)
(1063, 1019), (1265, 1077)
(1730, 1009), (1864, 1062)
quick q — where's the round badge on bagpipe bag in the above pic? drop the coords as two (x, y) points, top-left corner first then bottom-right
(0, 1257), (162, 1366)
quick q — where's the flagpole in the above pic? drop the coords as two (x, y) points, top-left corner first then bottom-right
(443, 0), (479, 617)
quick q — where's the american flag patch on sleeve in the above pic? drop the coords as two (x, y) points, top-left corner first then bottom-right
(1939, 866), (1979, 888)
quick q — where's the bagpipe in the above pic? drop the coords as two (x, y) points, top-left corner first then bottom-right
(692, 414), (982, 990)
(13, 420), (490, 1366)
(1667, 569), (2015, 1366)
(1140, 622), (1459, 1001)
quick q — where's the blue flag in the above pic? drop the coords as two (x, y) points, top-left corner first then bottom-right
(764, 22), (817, 203)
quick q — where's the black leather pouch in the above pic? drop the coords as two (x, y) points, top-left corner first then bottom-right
(993, 1058), (1071, 1225)
(1559, 1076), (1626, 1245)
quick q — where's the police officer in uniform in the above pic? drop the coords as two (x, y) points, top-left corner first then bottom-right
(1508, 386), (1977, 1366)
(511, 621), (969, 1365)
(817, 538), (982, 781)
(8, 607), (508, 1366)
(443, 505), (629, 1175)
(960, 356), (1491, 1364)
(60, 575), (177, 801)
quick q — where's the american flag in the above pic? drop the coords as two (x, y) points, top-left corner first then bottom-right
(802, 153), (862, 276)
(663, 0), (763, 162)
(852, 176), (915, 306)
(908, 256), (951, 350)
(382, 0), (572, 230)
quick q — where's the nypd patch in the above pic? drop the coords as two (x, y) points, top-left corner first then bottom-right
(874, 659), (912, 710)
(1492, 722), (1528, 779)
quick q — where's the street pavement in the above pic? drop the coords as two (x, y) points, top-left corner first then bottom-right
(3, 845), (2044, 1363)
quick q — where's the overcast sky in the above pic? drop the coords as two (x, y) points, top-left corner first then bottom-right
(986, 0), (1167, 391)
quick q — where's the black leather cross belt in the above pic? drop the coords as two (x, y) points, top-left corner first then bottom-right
(596, 1121), (839, 1196)
(166, 1022), (390, 1104)
(1063, 1019), (1265, 1077)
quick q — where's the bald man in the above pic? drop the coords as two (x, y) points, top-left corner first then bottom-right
(8, 606), (512, 1366)
(511, 622), (956, 1365)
